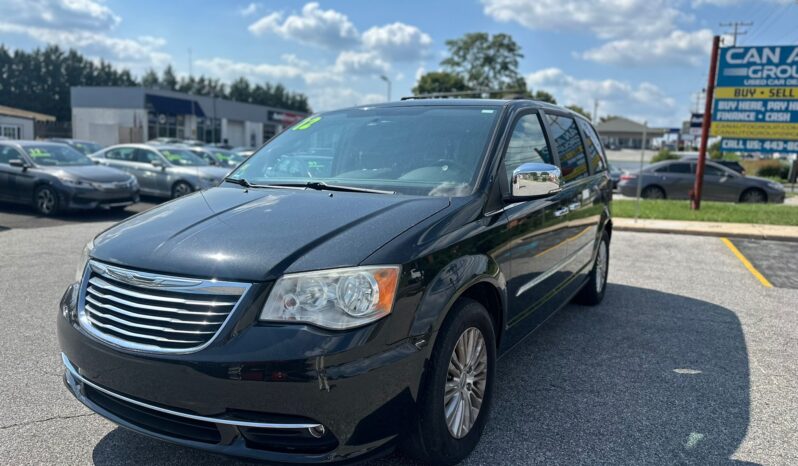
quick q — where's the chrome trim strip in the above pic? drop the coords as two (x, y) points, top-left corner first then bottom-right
(78, 260), (251, 354)
(515, 240), (594, 297)
(86, 316), (204, 344)
(88, 277), (238, 306)
(61, 353), (321, 430)
(90, 262), (247, 295)
(86, 287), (230, 315)
(85, 295), (225, 325)
(86, 305), (217, 335)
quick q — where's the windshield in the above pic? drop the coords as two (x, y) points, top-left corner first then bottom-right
(25, 145), (92, 166)
(159, 148), (208, 167)
(229, 106), (500, 196)
(72, 141), (102, 155)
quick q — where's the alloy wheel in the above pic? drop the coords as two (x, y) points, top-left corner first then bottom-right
(444, 327), (488, 439)
(173, 183), (192, 198)
(596, 240), (608, 293)
(36, 188), (56, 215)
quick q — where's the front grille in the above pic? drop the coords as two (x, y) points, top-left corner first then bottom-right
(78, 261), (249, 353)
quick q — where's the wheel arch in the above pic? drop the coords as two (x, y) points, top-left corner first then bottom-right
(739, 186), (767, 203)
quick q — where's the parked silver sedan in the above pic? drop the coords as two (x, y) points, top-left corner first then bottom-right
(90, 144), (231, 199)
(618, 160), (785, 203)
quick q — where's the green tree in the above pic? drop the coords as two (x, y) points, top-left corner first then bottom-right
(141, 69), (159, 88)
(228, 77), (252, 102)
(600, 114), (620, 123)
(565, 104), (590, 119)
(412, 71), (471, 95)
(161, 65), (178, 90)
(440, 32), (525, 91)
(532, 90), (557, 104)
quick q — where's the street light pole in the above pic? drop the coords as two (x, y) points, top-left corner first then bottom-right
(380, 75), (391, 102)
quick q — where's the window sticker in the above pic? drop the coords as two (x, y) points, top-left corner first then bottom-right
(292, 116), (322, 130)
(162, 151), (182, 162)
(28, 148), (51, 158)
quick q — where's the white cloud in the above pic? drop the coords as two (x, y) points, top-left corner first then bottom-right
(526, 67), (679, 125)
(482, 0), (684, 39)
(581, 29), (714, 66)
(0, 0), (121, 30)
(248, 2), (359, 49)
(0, 22), (170, 71)
(333, 51), (389, 75)
(238, 2), (261, 16)
(361, 22), (432, 61)
(194, 57), (305, 82)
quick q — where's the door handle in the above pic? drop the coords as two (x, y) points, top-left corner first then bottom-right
(554, 207), (569, 217)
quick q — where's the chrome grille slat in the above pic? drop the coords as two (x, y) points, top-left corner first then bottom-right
(86, 316), (205, 344)
(85, 292), (229, 320)
(86, 305), (219, 335)
(88, 277), (238, 306)
(78, 260), (250, 353)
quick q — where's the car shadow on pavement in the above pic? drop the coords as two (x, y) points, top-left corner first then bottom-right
(0, 199), (158, 230)
(90, 284), (752, 466)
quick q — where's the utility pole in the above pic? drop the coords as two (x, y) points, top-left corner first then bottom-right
(592, 99), (599, 124)
(719, 21), (752, 46)
(380, 75), (392, 102)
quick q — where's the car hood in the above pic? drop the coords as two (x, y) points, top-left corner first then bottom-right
(48, 165), (131, 182)
(92, 186), (450, 281)
(744, 175), (778, 186)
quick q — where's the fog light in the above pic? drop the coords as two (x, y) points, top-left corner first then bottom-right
(308, 425), (326, 438)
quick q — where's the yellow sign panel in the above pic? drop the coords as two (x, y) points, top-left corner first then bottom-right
(711, 121), (798, 139)
(714, 87), (798, 99)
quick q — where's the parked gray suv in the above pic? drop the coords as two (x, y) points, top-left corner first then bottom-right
(90, 144), (231, 199)
(618, 160), (785, 203)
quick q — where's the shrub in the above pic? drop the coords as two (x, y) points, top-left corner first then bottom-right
(756, 163), (789, 180)
(651, 148), (679, 163)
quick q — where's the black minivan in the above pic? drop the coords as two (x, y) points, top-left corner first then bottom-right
(58, 99), (612, 464)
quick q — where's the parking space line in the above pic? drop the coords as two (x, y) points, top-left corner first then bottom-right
(720, 237), (773, 288)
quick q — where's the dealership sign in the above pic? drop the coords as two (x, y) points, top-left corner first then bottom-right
(711, 45), (798, 152)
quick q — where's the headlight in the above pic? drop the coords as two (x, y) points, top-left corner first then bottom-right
(260, 266), (400, 329)
(767, 181), (784, 191)
(128, 176), (139, 188)
(75, 239), (94, 282)
(61, 178), (89, 188)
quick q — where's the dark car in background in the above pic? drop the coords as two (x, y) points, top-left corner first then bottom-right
(0, 141), (139, 215)
(90, 144), (231, 199)
(609, 164), (622, 190)
(59, 100), (612, 464)
(618, 159), (785, 203)
(48, 138), (103, 156)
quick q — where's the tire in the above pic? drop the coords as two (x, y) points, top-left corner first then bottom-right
(740, 188), (766, 203)
(171, 181), (193, 199)
(403, 298), (496, 465)
(574, 231), (610, 306)
(33, 185), (60, 216)
(641, 185), (665, 199)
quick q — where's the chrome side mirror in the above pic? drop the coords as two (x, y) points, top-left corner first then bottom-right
(511, 163), (562, 198)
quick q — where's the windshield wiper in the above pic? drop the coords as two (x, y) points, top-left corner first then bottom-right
(223, 177), (303, 190)
(281, 181), (395, 195)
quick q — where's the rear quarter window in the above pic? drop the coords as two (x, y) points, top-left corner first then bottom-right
(577, 119), (607, 173)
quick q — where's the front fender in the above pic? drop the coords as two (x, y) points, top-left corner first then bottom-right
(409, 253), (507, 342)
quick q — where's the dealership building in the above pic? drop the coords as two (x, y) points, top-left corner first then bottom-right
(70, 87), (308, 147)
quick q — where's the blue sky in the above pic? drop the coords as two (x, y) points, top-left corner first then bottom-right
(1, 0), (797, 126)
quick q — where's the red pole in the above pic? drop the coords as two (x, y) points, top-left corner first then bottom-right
(692, 35), (721, 210)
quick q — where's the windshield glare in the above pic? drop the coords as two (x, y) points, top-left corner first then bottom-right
(160, 149), (208, 166)
(230, 106), (500, 196)
(25, 145), (92, 166)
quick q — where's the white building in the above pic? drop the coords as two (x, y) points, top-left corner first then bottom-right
(70, 87), (308, 147)
(0, 105), (55, 140)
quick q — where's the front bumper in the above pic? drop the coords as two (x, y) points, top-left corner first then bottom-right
(58, 283), (428, 463)
(61, 185), (140, 210)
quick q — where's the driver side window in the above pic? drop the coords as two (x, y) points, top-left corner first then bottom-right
(503, 113), (552, 185)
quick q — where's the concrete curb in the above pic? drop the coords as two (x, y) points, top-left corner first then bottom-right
(614, 218), (798, 243)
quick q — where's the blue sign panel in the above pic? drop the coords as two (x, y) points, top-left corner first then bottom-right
(716, 45), (798, 88)
(720, 138), (798, 153)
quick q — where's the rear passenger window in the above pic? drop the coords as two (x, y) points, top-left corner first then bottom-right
(704, 165), (725, 177)
(0, 146), (20, 164)
(106, 148), (134, 161)
(503, 113), (552, 185)
(545, 114), (589, 183)
(668, 163), (692, 174)
(577, 119), (607, 173)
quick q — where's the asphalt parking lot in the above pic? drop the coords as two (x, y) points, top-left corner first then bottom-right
(1, 212), (797, 465)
